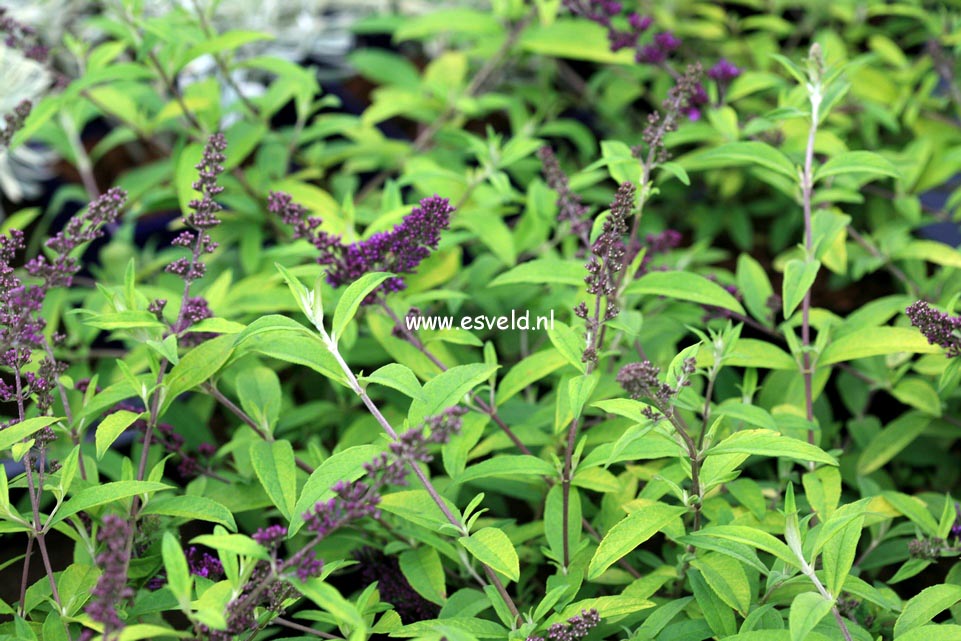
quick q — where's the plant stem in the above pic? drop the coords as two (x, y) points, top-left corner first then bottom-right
(378, 302), (530, 452)
(13, 365), (66, 620)
(18, 537), (33, 617)
(41, 336), (86, 480)
(188, 0), (261, 120)
(320, 327), (521, 622)
(846, 225), (920, 297)
(381, 302), (642, 578)
(273, 617), (343, 639)
(800, 74), (821, 445)
(203, 383), (315, 473)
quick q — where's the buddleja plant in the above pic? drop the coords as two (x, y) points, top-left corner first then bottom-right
(1, 0), (961, 640)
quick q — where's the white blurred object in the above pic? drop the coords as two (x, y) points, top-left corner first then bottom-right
(0, 45), (55, 207)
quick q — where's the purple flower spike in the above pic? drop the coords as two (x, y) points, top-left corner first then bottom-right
(273, 192), (455, 303)
(85, 515), (134, 637)
(708, 58), (742, 82)
(628, 13), (652, 31)
(165, 133), (226, 285)
(528, 608), (601, 641)
(0, 100), (31, 148)
(906, 300), (961, 358)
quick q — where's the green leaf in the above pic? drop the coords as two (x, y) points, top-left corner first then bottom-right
(547, 321), (586, 373)
(689, 569), (736, 637)
(686, 526), (798, 567)
(0, 417), (61, 452)
(820, 327), (943, 364)
(489, 259), (586, 287)
(626, 271), (746, 315)
(568, 373), (598, 418)
(51, 481), (172, 527)
(736, 254), (775, 324)
(698, 339), (796, 370)
(713, 404), (778, 431)
(782, 259), (820, 319)
(361, 363), (424, 400)
(857, 411), (930, 475)
(331, 272), (393, 343)
(814, 151), (899, 183)
(520, 18), (635, 64)
(236, 366), (282, 433)
(95, 410), (142, 460)
(391, 617), (508, 639)
(588, 503), (686, 579)
(399, 547), (447, 605)
(232, 315), (344, 385)
(894, 625), (961, 641)
(162, 531), (191, 603)
(789, 592), (833, 641)
(497, 349), (568, 404)
(680, 141), (797, 180)
(250, 440), (297, 521)
(408, 363), (498, 425)
(82, 310), (165, 331)
(290, 445), (382, 536)
(393, 8), (500, 41)
(882, 491), (940, 537)
(708, 429), (837, 465)
(891, 377), (942, 416)
(893, 240), (961, 269)
(380, 490), (460, 531)
(190, 533), (269, 560)
(894, 585), (961, 637)
(178, 31), (274, 74)
(454, 455), (555, 485)
(459, 527), (520, 582)
(821, 513), (863, 597)
(140, 495), (237, 531)
(163, 335), (235, 411)
(690, 552), (752, 615)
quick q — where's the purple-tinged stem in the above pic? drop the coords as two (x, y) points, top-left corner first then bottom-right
(325, 336), (521, 622)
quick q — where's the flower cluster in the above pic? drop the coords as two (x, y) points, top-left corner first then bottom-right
(303, 406), (465, 536)
(562, 1), (651, 53)
(0, 99), (30, 148)
(637, 63), (706, 162)
(563, 2), (739, 120)
(271, 191), (455, 303)
(0, 190), (121, 415)
(215, 408), (465, 637)
(165, 133), (226, 286)
(702, 276), (743, 322)
(187, 545), (224, 579)
(27, 187), (126, 289)
(637, 229), (682, 276)
(527, 608), (601, 641)
(575, 182), (633, 365)
(0, 6), (48, 62)
(637, 31), (681, 65)
(538, 146), (591, 244)
(908, 536), (946, 561)
(144, 545), (224, 591)
(617, 358), (695, 420)
(0, 230), (43, 376)
(708, 58), (741, 83)
(85, 515), (134, 639)
(906, 300), (961, 358)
